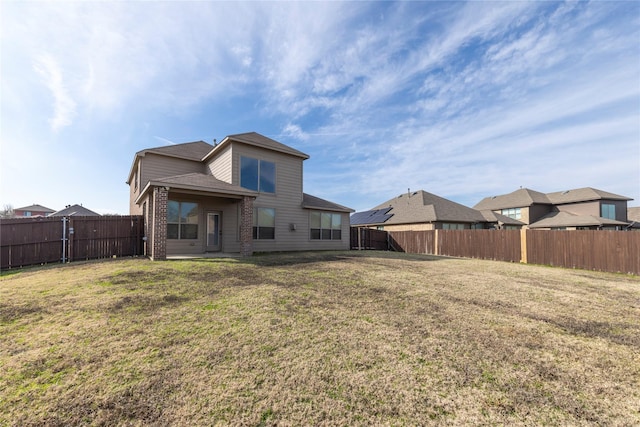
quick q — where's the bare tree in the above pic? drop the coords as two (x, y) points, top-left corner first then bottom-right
(1, 204), (14, 218)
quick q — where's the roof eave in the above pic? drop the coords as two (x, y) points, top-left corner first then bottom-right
(135, 180), (257, 205)
(203, 134), (311, 162)
(302, 203), (354, 213)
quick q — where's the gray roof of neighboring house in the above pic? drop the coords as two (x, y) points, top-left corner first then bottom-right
(628, 206), (640, 222)
(354, 190), (487, 226)
(14, 204), (55, 213)
(546, 187), (632, 204)
(528, 211), (629, 229)
(203, 132), (310, 161)
(50, 204), (101, 216)
(477, 210), (525, 226)
(474, 188), (551, 210)
(302, 193), (354, 213)
(474, 187), (633, 210)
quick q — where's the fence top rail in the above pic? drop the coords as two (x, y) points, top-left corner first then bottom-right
(1, 215), (142, 223)
(0, 217), (64, 224)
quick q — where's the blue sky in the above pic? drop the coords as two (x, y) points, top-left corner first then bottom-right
(1, 1), (639, 215)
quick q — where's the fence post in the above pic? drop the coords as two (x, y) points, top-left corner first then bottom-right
(68, 217), (74, 262)
(434, 229), (439, 255)
(520, 228), (528, 264)
(61, 217), (67, 263)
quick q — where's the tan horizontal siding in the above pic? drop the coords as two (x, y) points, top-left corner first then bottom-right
(379, 223), (436, 232)
(232, 144), (304, 199)
(142, 153), (204, 184)
(206, 145), (233, 183)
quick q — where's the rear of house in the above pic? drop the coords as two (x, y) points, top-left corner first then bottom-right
(127, 132), (352, 259)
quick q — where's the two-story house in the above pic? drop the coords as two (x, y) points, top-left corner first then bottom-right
(126, 132), (353, 259)
(351, 189), (524, 231)
(13, 204), (55, 217)
(473, 187), (633, 230)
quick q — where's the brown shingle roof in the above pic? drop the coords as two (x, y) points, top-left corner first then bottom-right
(478, 210), (525, 226)
(150, 173), (257, 198)
(127, 141), (213, 184)
(474, 187), (633, 211)
(628, 207), (640, 222)
(14, 204), (55, 213)
(50, 204), (101, 216)
(528, 211), (629, 228)
(302, 193), (353, 213)
(140, 141), (213, 161)
(473, 188), (551, 210)
(546, 187), (632, 204)
(203, 132), (310, 161)
(371, 190), (486, 225)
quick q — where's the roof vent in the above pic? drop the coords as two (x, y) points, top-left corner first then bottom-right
(562, 190), (570, 195)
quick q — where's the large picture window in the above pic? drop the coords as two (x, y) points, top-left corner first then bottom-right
(310, 212), (342, 240)
(501, 207), (521, 220)
(254, 207), (275, 240)
(601, 204), (615, 220)
(167, 201), (199, 239)
(241, 156), (275, 193)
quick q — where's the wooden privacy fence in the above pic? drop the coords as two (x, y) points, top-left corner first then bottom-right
(386, 230), (520, 262)
(350, 227), (389, 250)
(353, 228), (640, 275)
(1, 216), (144, 269)
(525, 230), (640, 275)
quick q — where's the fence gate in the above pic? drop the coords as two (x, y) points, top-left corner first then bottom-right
(1, 216), (144, 269)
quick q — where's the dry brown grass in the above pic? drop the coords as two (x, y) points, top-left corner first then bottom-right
(1, 251), (639, 426)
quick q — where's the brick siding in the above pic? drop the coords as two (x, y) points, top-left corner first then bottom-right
(151, 186), (168, 260)
(240, 196), (254, 257)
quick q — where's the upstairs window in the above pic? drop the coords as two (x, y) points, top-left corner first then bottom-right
(310, 212), (342, 240)
(167, 201), (198, 239)
(601, 204), (615, 220)
(241, 156), (275, 193)
(501, 207), (521, 220)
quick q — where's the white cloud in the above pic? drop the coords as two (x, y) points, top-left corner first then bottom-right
(2, 1), (638, 213)
(282, 124), (309, 141)
(33, 54), (77, 131)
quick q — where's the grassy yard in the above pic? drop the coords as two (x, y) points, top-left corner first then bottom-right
(1, 251), (639, 426)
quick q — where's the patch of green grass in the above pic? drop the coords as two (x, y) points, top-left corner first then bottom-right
(1, 253), (639, 425)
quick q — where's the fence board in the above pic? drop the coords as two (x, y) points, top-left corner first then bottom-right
(388, 230), (435, 254)
(526, 230), (640, 275)
(350, 227), (388, 250)
(1, 216), (144, 269)
(358, 228), (639, 275)
(439, 230), (521, 262)
(0, 218), (63, 269)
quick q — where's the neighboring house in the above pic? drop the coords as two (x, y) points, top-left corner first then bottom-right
(351, 190), (523, 231)
(13, 204), (55, 217)
(49, 204), (101, 217)
(627, 206), (640, 230)
(126, 132), (353, 259)
(474, 187), (633, 230)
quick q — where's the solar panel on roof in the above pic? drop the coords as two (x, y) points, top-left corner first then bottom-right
(350, 207), (393, 225)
